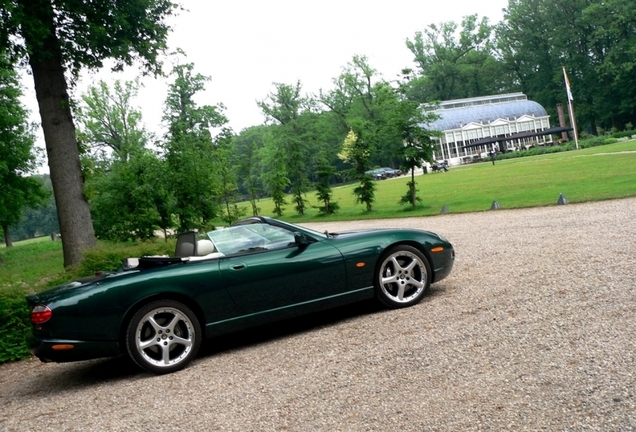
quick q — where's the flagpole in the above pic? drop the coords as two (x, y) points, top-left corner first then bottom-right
(563, 66), (579, 149)
(568, 101), (579, 150)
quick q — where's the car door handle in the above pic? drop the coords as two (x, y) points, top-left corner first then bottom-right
(230, 264), (246, 270)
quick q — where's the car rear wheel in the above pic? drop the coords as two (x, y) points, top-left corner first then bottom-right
(125, 300), (201, 374)
(375, 245), (431, 308)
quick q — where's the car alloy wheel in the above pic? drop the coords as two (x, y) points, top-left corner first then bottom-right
(375, 245), (431, 308)
(126, 300), (201, 374)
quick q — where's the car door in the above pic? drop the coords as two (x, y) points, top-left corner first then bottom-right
(218, 238), (347, 317)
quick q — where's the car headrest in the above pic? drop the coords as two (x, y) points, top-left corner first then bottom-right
(175, 231), (197, 257)
(197, 239), (216, 256)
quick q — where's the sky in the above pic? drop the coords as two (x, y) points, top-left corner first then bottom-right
(21, 0), (509, 153)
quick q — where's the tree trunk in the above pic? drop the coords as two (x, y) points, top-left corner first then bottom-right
(411, 170), (417, 207)
(20, 0), (96, 267)
(2, 225), (12, 248)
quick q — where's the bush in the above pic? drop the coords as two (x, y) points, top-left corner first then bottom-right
(578, 136), (617, 149)
(610, 130), (634, 139)
(78, 240), (175, 276)
(496, 136), (617, 161)
(0, 290), (31, 362)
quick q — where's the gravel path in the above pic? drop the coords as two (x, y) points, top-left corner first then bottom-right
(1, 198), (635, 431)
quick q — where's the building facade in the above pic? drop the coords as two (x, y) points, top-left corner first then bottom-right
(424, 93), (556, 166)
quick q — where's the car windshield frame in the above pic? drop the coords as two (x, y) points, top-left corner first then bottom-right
(205, 224), (299, 256)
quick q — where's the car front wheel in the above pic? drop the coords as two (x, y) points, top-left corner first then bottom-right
(126, 299), (201, 374)
(375, 245), (431, 308)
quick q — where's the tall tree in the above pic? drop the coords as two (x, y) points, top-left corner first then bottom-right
(332, 55), (420, 211)
(332, 56), (381, 211)
(76, 79), (149, 163)
(0, 54), (47, 247)
(213, 128), (245, 225)
(234, 126), (267, 216)
(258, 81), (314, 215)
(399, 116), (439, 207)
(497, 0), (636, 132)
(338, 129), (376, 212)
(580, 0), (636, 129)
(260, 134), (289, 217)
(406, 15), (507, 102)
(0, 0), (175, 266)
(395, 74), (440, 207)
(77, 79), (172, 241)
(162, 62), (228, 231)
(314, 160), (339, 215)
(88, 148), (171, 241)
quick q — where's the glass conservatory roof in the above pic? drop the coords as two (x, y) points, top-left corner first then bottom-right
(424, 94), (549, 131)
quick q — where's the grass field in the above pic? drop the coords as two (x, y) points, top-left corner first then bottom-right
(0, 238), (63, 293)
(237, 140), (636, 223)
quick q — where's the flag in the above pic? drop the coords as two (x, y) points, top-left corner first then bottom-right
(563, 66), (573, 102)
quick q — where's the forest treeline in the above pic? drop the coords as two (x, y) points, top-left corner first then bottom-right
(3, 0), (635, 244)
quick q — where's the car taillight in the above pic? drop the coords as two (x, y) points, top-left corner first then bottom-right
(31, 305), (52, 324)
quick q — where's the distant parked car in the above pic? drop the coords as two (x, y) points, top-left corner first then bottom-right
(431, 162), (449, 173)
(365, 168), (387, 180)
(365, 167), (402, 180)
(378, 167), (402, 178)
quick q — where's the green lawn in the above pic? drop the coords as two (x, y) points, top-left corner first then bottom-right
(242, 140), (636, 223)
(0, 238), (64, 295)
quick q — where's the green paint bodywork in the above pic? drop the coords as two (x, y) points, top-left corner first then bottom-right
(26, 219), (454, 364)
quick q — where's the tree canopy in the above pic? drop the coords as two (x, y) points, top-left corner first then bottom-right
(0, 0), (176, 266)
(162, 62), (229, 231)
(498, 0), (636, 130)
(405, 15), (507, 102)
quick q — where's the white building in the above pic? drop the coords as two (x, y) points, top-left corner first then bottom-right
(424, 93), (570, 166)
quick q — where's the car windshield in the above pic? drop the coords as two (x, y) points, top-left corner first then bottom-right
(206, 224), (297, 255)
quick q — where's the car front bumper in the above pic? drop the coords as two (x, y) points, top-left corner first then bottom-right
(432, 248), (455, 282)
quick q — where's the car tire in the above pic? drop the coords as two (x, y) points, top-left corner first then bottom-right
(375, 245), (431, 309)
(125, 299), (202, 374)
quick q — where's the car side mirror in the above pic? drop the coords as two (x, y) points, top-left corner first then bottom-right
(294, 232), (310, 246)
(122, 257), (140, 270)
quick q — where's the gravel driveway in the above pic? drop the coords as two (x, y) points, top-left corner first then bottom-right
(1, 198), (635, 431)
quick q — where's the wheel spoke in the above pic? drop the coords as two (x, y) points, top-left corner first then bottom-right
(147, 316), (163, 333)
(381, 273), (398, 285)
(164, 312), (183, 333)
(409, 278), (425, 290)
(390, 256), (404, 271)
(403, 259), (418, 273)
(139, 337), (162, 350)
(161, 344), (171, 364)
(172, 334), (193, 348)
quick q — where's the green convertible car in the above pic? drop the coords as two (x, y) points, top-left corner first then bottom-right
(27, 216), (455, 374)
